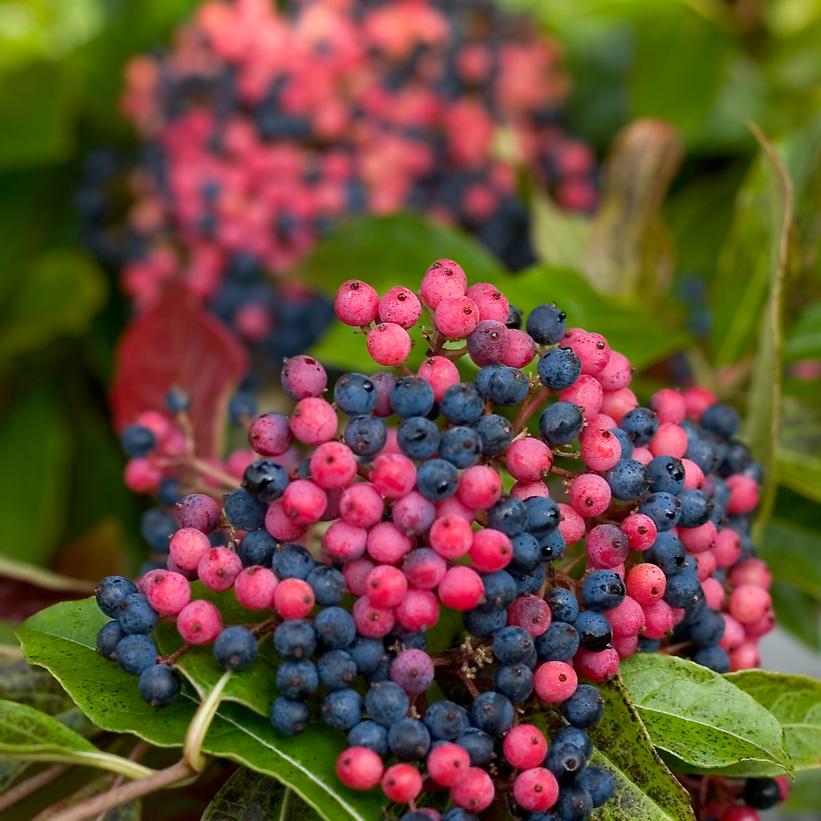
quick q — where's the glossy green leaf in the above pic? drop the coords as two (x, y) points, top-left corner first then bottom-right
(203, 767), (321, 821)
(768, 581), (821, 651)
(297, 213), (506, 295)
(621, 653), (791, 775)
(759, 519), (821, 600)
(743, 126), (793, 528)
(586, 678), (695, 821)
(777, 398), (821, 504)
(0, 699), (151, 778)
(0, 384), (71, 566)
(726, 670), (821, 772)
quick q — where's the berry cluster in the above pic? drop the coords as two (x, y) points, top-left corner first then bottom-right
(105, 258), (774, 819)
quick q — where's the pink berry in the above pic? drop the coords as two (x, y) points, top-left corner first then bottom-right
(649, 423), (687, 458)
(467, 319), (509, 366)
(568, 473), (611, 518)
(169, 527), (211, 571)
(625, 577), (659, 618)
(725, 474), (759, 514)
(713, 528), (741, 568)
(334, 280), (380, 326)
(427, 743), (470, 787)
(679, 521), (716, 554)
(458, 465), (502, 509)
(613, 634), (638, 660)
(631, 446), (653, 465)
(392, 491), (436, 535)
(289, 398), (338, 445)
(434, 296), (480, 338)
(508, 595), (552, 636)
(390, 648), (434, 695)
(403, 548), (447, 590)
(729, 584), (771, 624)
(323, 520), (367, 561)
(367, 322), (412, 366)
(336, 746), (384, 790)
(702, 577), (724, 609)
(175, 493), (221, 532)
(596, 350), (632, 391)
(381, 763), (422, 803)
(450, 767), (495, 812)
(719, 614), (745, 651)
(621, 513), (657, 551)
(466, 282), (509, 323)
(503, 724), (548, 770)
(281, 355), (327, 399)
(600, 387), (639, 422)
(339, 483), (384, 528)
(506, 437), (553, 482)
(605, 595), (645, 638)
(142, 570), (191, 615)
(248, 412), (293, 456)
(557, 503), (586, 545)
(681, 458), (705, 489)
(651, 388), (686, 424)
(420, 259), (468, 309)
(310, 442), (357, 490)
(124, 458), (161, 493)
(379, 286), (422, 329)
(282, 479), (327, 525)
(395, 589), (439, 631)
(729, 558), (772, 589)
(745, 609), (775, 638)
(586, 524), (629, 569)
(367, 522), (412, 564)
(365, 565), (408, 608)
(418, 356), (460, 401)
(438, 566), (484, 611)
(352, 595), (396, 637)
(643, 599), (674, 639)
(177, 599), (222, 644)
(343, 557), (375, 597)
(198, 547), (242, 592)
(729, 641), (761, 671)
(564, 329), (610, 375)
(511, 481), (550, 500)
(430, 515), (473, 559)
(273, 579), (315, 621)
(580, 427), (621, 471)
(371, 372), (397, 417)
(560, 374), (603, 419)
(234, 566), (278, 610)
(534, 661), (578, 703)
(371, 453), (417, 499)
(501, 329), (536, 368)
(513, 767), (559, 812)
(682, 386), (717, 420)
(574, 647), (620, 681)
(469, 528), (513, 572)
(265, 500), (306, 541)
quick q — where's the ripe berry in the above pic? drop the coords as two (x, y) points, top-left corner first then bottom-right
(336, 746), (384, 790)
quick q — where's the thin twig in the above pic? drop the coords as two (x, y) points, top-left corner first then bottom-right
(511, 387), (549, 435)
(0, 764), (69, 813)
(46, 760), (194, 821)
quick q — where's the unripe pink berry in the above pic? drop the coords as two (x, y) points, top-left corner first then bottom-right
(273, 578), (315, 620)
(248, 412), (293, 456)
(605, 595), (645, 638)
(586, 524), (629, 569)
(281, 355), (327, 399)
(336, 746), (384, 790)
(381, 763), (422, 803)
(334, 280), (380, 326)
(198, 547), (242, 592)
(557, 502), (586, 545)
(691, 548), (717, 581)
(395, 589), (439, 631)
(366, 322), (412, 366)
(729, 558), (772, 589)
(403, 548), (447, 590)
(174, 495), (219, 533)
(511, 481), (550, 500)
(503, 724), (548, 770)
(513, 768), (559, 812)
(679, 521), (717, 554)
(371, 452), (417, 499)
(729, 641), (761, 671)
(142, 570), (191, 615)
(681, 458), (705, 489)
(729, 584), (771, 624)
(719, 614), (745, 651)
(420, 259), (467, 309)
(427, 743), (470, 787)
(501, 329), (536, 368)
(564, 329), (610, 375)
(379, 286), (422, 329)
(560, 374), (603, 419)
(725, 474), (759, 514)
(600, 387), (638, 422)
(322, 520), (367, 561)
(469, 528), (513, 572)
(169, 527), (211, 571)
(392, 491), (436, 535)
(310, 442), (357, 490)
(631, 446), (653, 465)
(643, 599), (674, 639)
(713, 528), (742, 568)
(613, 634), (638, 660)
(649, 423), (687, 458)
(234, 566), (278, 610)
(682, 386), (717, 420)
(365, 565), (408, 608)
(450, 767), (495, 812)
(430, 515), (473, 559)
(505, 437), (553, 482)
(289, 398), (337, 445)
(339, 483), (384, 528)
(580, 427), (622, 472)
(434, 296), (480, 338)
(124, 458), (162, 493)
(227, 448), (255, 478)
(352, 596), (395, 637)
(342, 557), (375, 597)
(745, 609), (775, 639)
(282, 479), (327, 525)
(466, 282), (509, 323)
(508, 595), (552, 636)
(438, 566), (484, 611)
(621, 513), (657, 551)
(533, 661), (577, 702)
(702, 577), (724, 609)
(575, 647), (620, 681)
(367, 522), (412, 564)
(596, 350), (632, 391)
(467, 319), (509, 365)
(651, 388), (686, 424)
(568, 473), (611, 518)
(418, 356), (460, 401)
(177, 599), (222, 644)
(457, 465), (502, 509)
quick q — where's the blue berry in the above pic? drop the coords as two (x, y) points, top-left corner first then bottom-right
(224, 489), (266, 531)
(157, 477), (182, 506)
(120, 424), (156, 457)
(742, 777), (782, 811)
(538, 347), (581, 390)
(238, 529), (277, 567)
(117, 593), (158, 635)
(538, 529), (566, 562)
(391, 376), (435, 418)
(605, 459), (648, 501)
(318, 649), (358, 689)
(365, 681), (409, 727)
(214, 626), (257, 671)
(387, 717), (431, 760)
(547, 587), (580, 623)
(464, 606), (506, 637)
(439, 426), (482, 468)
(270, 696), (309, 735)
(138, 664), (180, 707)
(96, 621), (124, 660)
(314, 606), (356, 649)
(243, 459), (289, 503)
(475, 413), (513, 456)
(555, 783), (593, 820)
(693, 646), (730, 673)
(274, 620), (316, 660)
(486, 366), (529, 405)
(536, 622), (580, 661)
(686, 436), (719, 474)
(321, 688), (363, 730)
(640, 492), (682, 532)
(442, 810), (481, 821)
(539, 402), (583, 446)
(347, 719), (388, 755)
(620, 407), (659, 445)
(609, 427), (633, 459)
(581, 571), (626, 612)
(546, 740), (586, 782)
(475, 365), (504, 397)
(563, 684), (605, 728)
(701, 402), (740, 438)
(277, 660), (319, 700)
(494, 662), (534, 702)
(423, 700), (470, 740)
(334, 373), (377, 415)
(96, 576), (138, 618)
(524, 496), (560, 534)
(165, 387), (191, 413)
(469, 691), (515, 736)
(638, 637), (661, 653)
(689, 608), (726, 648)
(115, 634), (157, 676)
(477, 571), (518, 611)
(140, 509), (176, 552)
(678, 489), (714, 528)
(574, 611), (613, 651)
(229, 392), (257, 425)
(441, 382), (484, 424)
(416, 458), (459, 501)
(527, 303), (567, 344)
(646, 456), (685, 495)
(510, 532), (541, 571)
(645, 532), (688, 576)
(344, 415), (386, 457)
(307, 565), (345, 605)
(455, 727), (495, 765)
(273, 544), (315, 580)
(398, 417), (441, 459)
(663, 569), (704, 609)
(513, 563), (548, 596)
(348, 637), (387, 675)
(488, 495), (528, 536)
(553, 726), (592, 759)
(492, 626), (535, 664)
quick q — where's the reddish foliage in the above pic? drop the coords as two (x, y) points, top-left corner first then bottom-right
(111, 285), (249, 457)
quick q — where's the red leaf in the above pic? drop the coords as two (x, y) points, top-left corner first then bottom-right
(111, 285), (249, 457)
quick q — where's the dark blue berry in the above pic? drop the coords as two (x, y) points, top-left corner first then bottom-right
(488, 495), (528, 536)
(140, 509), (176, 552)
(387, 717), (431, 760)
(563, 684), (605, 728)
(455, 727), (495, 765)
(640, 492), (682, 532)
(398, 417), (441, 459)
(646, 532), (688, 576)
(165, 387), (191, 413)
(689, 608), (725, 648)
(237, 529), (277, 567)
(574, 611), (612, 651)
(321, 688), (363, 730)
(553, 726), (592, 760)
(701, 403), (740, 439)
(605, 459), (648, 501)
(344, 415), (386, 458)
(555, 783), (593, 820)
(349, 637), (387, 675)
(138, 664), (180, 707)
(510, 532), (541, 571)
(492, 626), (535, 664)
(475, 413), (513, 456)
(610, 427), (633, 459)
(214, 626), (257, 671)
(229, 392), (257, 425)
(416, 458), (459, 501)
(439, 426), (482, 468)
(742, 778), (782, 810)
(115, 634), (157, 676)
(270, 696), (309, 735)
(538, 347), (581, 390)
(224, 489), (266, 531)
(494, 662), (534, 702)
(120, 425), (156, 457)
(486, 366), (529, 405)
(663, 569), (704, 609)
(546, 740), (586, 782)
(581, 571), (626, 612)
(646, 456), (685, 495)
(678, 489), (714, 528)
(243, 459), (289, 503)
(539, 402), (584, 446)
(620, 407), (659, 445)
(334, 373), (377, 415)
(538, 529), (566, 562)
(536, 622), (580, 661)
(513, 564), (548, 596)
(693, 646), (730, 673)
(273, 620), (316, 660)
(524, 496), (560, 534)
(547, 587), (580, 623)
(470, 691), (515, 736)
(686, 436), (719, 474)
(347, 720), (388, 756)
(424, 700), (470, 740)
(277, 660), (318, 700)
(273, 544), (315, 580)
(314, 606), (356, 649)
(96, 621), (124, 660)
(306, 565), (345, 606)
(96, 576), (138, 618)
(476, 571), (518, 611)
(365, 681), (409, 727)
(464, 606), (507, 637)
(318, 649), (358, 689)
(441, 383), (484, 424)
(527, 303), (567, 344)
(390, 376), (435, 418)
(117, 593), (158, 635)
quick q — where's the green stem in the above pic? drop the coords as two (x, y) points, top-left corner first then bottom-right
(183, 670), (232, 772)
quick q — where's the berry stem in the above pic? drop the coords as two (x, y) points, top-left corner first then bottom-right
(511, 387), (549, 435)
(183, 670), (233, 772)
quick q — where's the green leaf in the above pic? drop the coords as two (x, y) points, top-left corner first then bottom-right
(497, 266), (691, 368)
(777, 398), (821, 503)
(203, 769), (321, 821)
(0, 384), (71, 566)
(297, 213), (506, 295)
(0, 699), (151, 778)
(585, 678), (695, 821)
(530, 191), (591, 272)
(768, 581), (821, 651)
(621, 653), (791, 775)
(726, 670), (821, 772)
(785, 302), (821, 362)
(0, 247), (107, 357)
(759, 519), (821, 599)
(743, 126), (793, 529)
